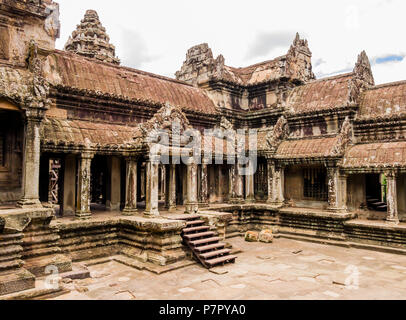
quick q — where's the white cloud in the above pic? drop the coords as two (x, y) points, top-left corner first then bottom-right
(55, 0), (406, 84)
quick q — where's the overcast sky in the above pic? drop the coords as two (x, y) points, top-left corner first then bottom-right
(55, 0), (406, 85)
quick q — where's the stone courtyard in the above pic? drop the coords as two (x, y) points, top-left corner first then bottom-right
(50, 237), (406, 300)
(1, 0), (406, 299)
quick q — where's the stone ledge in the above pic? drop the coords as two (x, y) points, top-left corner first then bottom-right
(0, 208), (54, 233)
(54, 216), (186, 233)
(344, 219), (406, 231)
(279, 208), (357, 220)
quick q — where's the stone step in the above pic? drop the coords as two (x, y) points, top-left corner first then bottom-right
(371, 202), (385, 206)
(205, 255), (237, 268)
(167, 214), (201, 221)
(199, 248), (231, 259)
(367, 199), (379, 203)
(189, 237), (222, 247)
(194, 242), (226, 253)
(183, 231), (216, 240)
(182, 226), (210, 234)
(186, 220), (205, 227)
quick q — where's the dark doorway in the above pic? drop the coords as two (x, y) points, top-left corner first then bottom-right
(176, 164), (185, 205)
(39, 154), (64, 216)
(366, 173), (387, 212)
(91, 155), (108, 209)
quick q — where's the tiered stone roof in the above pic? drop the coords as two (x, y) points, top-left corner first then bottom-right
(44, 50), (217, 114)
(64, 9), (120, 65)
(359, 80), (406, 120)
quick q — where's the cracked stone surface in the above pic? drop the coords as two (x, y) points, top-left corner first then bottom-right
(51, 237), (406, 300)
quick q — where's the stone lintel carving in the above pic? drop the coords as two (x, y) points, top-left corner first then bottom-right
(219, 116), (233, 131)
(136, 103), (192, 147)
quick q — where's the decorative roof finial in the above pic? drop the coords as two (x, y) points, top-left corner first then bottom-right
(354, 50), (375, 87)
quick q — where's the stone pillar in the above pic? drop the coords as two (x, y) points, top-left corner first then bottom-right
(17, 117), (42, 208)
(166, 164), (177, 211)
(386, 171), (399, 223)
(199, 162), (209, 207)
(245, 161), (255, 203)
(75, 152), (93, 219)
(327, 166), (347, 212)
(106, 156), (121, 211)
(182, 166), (187, 205)
(267, 160), (284, 205)
(267, 159), (274, 203)
(145, 158), (159, 217)
(123, 157), (137, 215)
(185, 159), (198, 214)
(229, 164), (244, 204)
(228, 165), (235, 201)
(327, 166), (339, 210)
(62, 154), (77, 216)
(338, 172), (348, 211)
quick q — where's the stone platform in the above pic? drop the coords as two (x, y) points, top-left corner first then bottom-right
(0, 207), (72, 296)
(2, 204), (406, 298)
(209, 204), (406, 254)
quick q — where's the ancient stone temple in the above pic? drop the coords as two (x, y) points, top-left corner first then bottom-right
(1, 0), (406, 297)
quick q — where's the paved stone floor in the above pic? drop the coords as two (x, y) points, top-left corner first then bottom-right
(52, 237), (406, 300)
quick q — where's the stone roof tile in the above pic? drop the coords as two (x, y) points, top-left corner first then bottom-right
(342, 142), (406, 168)
(41, 118), (137, 147)
(44, 50), (217, 114)
(275, 136), (339, 159)
(359, 81), (406, 119)
(286, 73), (354, 114)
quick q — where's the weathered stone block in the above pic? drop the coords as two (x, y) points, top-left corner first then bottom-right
(259, 230), (274, 243)
(245, 231), (259, 242)
(0, 268), (35, 296)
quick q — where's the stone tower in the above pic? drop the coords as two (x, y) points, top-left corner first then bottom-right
(64, 9), (120, 65)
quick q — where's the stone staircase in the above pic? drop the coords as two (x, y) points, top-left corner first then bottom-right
(367, 197), (388, 212)
(180, 215), (237, 269)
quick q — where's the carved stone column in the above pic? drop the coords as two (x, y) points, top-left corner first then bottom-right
(229, 163), (244, 204)
(17, 117), (42, 208)
(267, 160), (284, 205)
(386, 170), (399, 223)
(245, 161), (255, 203)
(199, 162), (209, 207)
(185, 159), (198, 214)
(166, 164), (177, 211)
(145, 157), (160, 217)
(75, 152), (93, 219)
(338, 172), (348, 211)
(266, 159), (274, 203)
(327, 166), (338, 210)
(123, 157), (137, 215)
(326, 166), (347, 212)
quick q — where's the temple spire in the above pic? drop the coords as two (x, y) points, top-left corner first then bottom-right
(353, 50), (375, 87)
(64, 9), (120, 65)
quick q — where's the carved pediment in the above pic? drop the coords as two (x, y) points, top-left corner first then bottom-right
(332, 116), (353, 156)
(137, 103), (192, 146)
(218, 116), (233, 131)
(266, 116), (289, 152)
